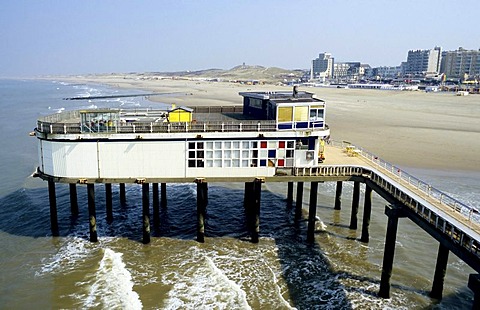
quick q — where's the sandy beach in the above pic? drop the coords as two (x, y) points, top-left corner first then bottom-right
(65, 75), (480, 172)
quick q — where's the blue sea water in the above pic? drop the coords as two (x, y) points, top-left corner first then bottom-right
(0, 78), (479, 309)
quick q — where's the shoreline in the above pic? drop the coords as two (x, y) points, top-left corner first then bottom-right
(56, 75), (480, 173)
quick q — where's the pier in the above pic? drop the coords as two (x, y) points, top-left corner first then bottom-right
(32, 91), (480, 305)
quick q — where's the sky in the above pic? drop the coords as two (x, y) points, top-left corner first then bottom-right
(1, 0), (479, 77)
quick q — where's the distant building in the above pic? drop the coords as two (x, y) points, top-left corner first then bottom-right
(333, 62), (361, 80)
(404, 47), (442, 76)
(373, 65), (403, 78)
(440, 47), (480, 79)
(310, 53), (334, 81)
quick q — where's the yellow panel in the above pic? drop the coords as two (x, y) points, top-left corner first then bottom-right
(294, 106), (308, 121)
(278, 107), (293, 122)
(311, 105), (324, 109)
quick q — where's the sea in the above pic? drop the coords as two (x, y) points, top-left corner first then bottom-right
(1, 78), (479, 309)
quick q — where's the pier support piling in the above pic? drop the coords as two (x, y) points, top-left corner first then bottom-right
(334, 181), (343, 210)
(244, 179), (262, 243)
(142, 183), (150, 244)
(468, 274), (480, 309)
(307, 182), (319, 243)
(48, 180), (59, 236)
(429, 243), (450, 300)
(251, 179), (262, 243)
(69, 183), (79, 217)
(105, 183), (113, 222)
(378, 205), (405, 298)
(349, 181), (360, 230)
(196, 179), (208, 243)
(160, 183), (167, 208)
(152, 183), (160, 225)
(119, 183), (126, 205)
(360, 184), (372, 243)
(287, 182), (294, 207)
(295, 182), (304, 219)
(87, 184), (98, 242)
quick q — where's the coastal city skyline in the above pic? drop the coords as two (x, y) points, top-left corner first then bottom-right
(1, 0), (479, 77)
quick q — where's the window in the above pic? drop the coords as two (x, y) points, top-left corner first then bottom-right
(278, 106), (293, 122)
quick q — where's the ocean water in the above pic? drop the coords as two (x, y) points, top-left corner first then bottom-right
(0, 79), (479, 309)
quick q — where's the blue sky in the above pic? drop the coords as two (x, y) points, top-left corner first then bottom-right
(1, 0), (478, 77)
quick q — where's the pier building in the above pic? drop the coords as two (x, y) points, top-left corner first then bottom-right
(33, 88), (480, 305)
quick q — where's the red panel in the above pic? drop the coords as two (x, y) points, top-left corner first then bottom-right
(278, 159), (285, 167)
(260, 141), (267, 148)
(279, 141), (285, 148)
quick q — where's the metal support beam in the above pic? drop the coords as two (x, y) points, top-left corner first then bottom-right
(349, 181), (360, 230)
(119, 183), (126, 205)
(287, 182), (294, 208)
(334, 181), (343, 210)
(105, 183), (113, 222)
(196, 179), (208, 243)
(429, 243), (450, 299)
(152, 183), (160, 225)
(360, 184), (372, 243)
(160, 183), (167, 208)
(142, 183), (150, 244)
(295, 182), (304, 219)
(251, 178), (262, 243)
(468, 274), (480, 309)
(69, 183), (79, 217)
(87, 184), (98, 242)
(48, 180), (59, 236)
(307, 182), (318, 243)
(378, 205), (405, 298)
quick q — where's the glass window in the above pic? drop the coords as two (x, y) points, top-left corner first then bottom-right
(294, 106), (308, 121)
(278, 106), (293, 122)
(188, 142), (195, 149)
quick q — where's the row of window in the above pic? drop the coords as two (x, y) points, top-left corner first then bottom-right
(187, 139), (309, 168)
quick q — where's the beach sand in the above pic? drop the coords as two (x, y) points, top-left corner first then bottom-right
(66, 75), (480, 172)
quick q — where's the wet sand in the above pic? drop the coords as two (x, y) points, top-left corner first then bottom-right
(65, 75), (480, 172)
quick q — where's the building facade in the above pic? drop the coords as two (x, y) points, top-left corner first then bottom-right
(310, 53), (334, 81)
(440, 47), (480, 79)
(405, 47), (442, 76)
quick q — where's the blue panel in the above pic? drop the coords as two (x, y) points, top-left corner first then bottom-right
(260, 159), (267, 167)
(268, 150), (276, 158)
(295, 122), (309, 129)
(278, 123), (293, 130)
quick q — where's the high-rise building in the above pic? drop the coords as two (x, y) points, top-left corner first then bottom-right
(440, 47), (480, 79)
(405, 47), (442, 76)
(310, 53), (334, 81)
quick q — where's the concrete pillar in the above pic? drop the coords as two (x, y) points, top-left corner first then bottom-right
(196, 179), (208, 243)
(307, 182), (318, 243)
(87, 184), (98, 242)
(349, 181), (360, 230)
(160, 183), (167, 208)
(152, 183), (160, 225)
(119, 183), (126, 205)
(360, 184), (373, 243)
(48, 179), (59, 236)
(69, 183), (79, 217)
(105, 183), (113, 223)
(142, 183), (150, 244)
(295, 182), (304, 219)
(468, 274), (480, 309)
(334, 181), (343, 210)
(378, 205), (404, 298)
(287, 182), (294, 207)
(429, 243), (450, 299)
